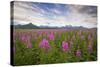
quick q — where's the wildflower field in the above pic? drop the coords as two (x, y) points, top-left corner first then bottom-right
(13, 29), (97, 65)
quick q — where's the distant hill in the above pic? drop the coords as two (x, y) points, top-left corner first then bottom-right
(62, 25), (86, 30)
(14, 23), (39, 29)
(38, 25), (87, 29)
(12, 23), (95, 29)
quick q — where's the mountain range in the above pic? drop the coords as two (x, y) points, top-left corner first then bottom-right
(12, 23), (92, 29)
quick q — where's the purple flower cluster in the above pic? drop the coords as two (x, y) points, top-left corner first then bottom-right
(62, 41), (69, 52)
(21, 35), (32, 48)
(39, 39), (51, 51)
(48, 32), (55, 40)
(14, 29), (96, 58)
(88, 41), (93, 54)
(76, 49), (81, 57)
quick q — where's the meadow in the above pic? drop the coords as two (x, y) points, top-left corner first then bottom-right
(13, 29), (97, 66)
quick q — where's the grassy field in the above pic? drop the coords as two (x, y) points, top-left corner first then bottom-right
(13, 29), (97, 66)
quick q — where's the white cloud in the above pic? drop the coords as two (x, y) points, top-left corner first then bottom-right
(12, 2), (97, 28)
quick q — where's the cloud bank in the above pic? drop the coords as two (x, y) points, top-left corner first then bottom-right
(12, 1), (97, 28)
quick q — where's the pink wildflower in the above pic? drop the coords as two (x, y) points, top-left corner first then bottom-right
(48, 32), (55, 40)
(62, 41), (69, 52)
(39, 39), (51, 52)
(76, 49), (81, 57)
(88, 41), (93, 54)
(21, 35), (32, 48)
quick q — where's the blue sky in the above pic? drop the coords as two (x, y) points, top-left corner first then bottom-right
(12, 1), (97, 28)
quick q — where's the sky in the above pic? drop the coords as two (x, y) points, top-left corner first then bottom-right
(12, 1), (97, 28)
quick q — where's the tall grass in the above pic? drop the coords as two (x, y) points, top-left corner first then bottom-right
(13, 29), (97, 66)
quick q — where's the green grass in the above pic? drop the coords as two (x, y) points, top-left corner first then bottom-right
(13, 29), (97, 66)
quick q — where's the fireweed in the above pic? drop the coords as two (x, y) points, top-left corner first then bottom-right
(76, 49), (81, 57)
(48, 32), (55, 40)
(62, 41), (69, 52)
(39, 39), (51, 52)
(21, 35), (32, 48)
(88, 41), (93, 54)
(13, 29), (97, 65)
